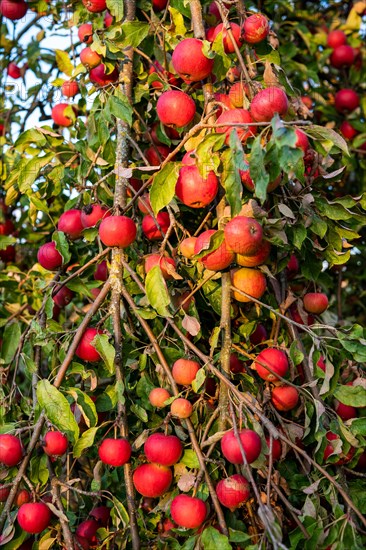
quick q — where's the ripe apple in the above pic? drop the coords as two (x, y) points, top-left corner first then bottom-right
(250, 324), (268, 345)
(78, 23), (93, 44)
(76, 519), (99, 543)
(51, 103), (77, 127)
(303, 292), (329, 314)
(137, 192), (152, 214)
(162, 517), (176, 532)
(221, 429), (262, 464)
(43, 431), (68, 456)
(172, 358), (200, 385)
(316, 355), (326, 372)
(0, 434), (23, 466)
(17, 503), (51, 534)
(149, 387), (171, 407)
(58, 209), (84, 239)
(242, 13), (270, 44)
(89, 64), (119, 85)
(98, 438), (132, 466)
(286, 254), (299, 276)
(194, 229), (235, 271)
(145, 144), (172, 165)
(172, 38), (214, 82)
(340, 120), (358, 140)
(170, 398), (193, 418)
(250, 87), (289, 122)
(144, 433), (183, 466)
(145, 254), (176, 280)
(149, 61), (180, 90)
(216, 474), (250, 510)
(16, 490), (30, 507)
(228, 82), (250, 108)
(80, 47), (102, 68)
(0, 218), (15, 235)
(150, 121), (179, 145)
(156, 91), (196, 128)
(94, 260), (108, 281)
(81, 204), (110, 228)
(37, 242), (63, 271)
(0, 245), (16, 263)
(141, 212), (170, 240)
(231, 267), (267, 303)
(229, 353), (246, 373)
(295, 128), (309, 152)
(7, 62), (21, 79)
(180, 236), (197, 259)
(327, 29), (347, 48)
(99, 215), (137, 247)
(271, 385), (299, 411)
(89, 506), (110, 526)
(334, 89), (360, 113)
(253, 348), (289, 381)
(62, 80), (79, 98)
(170, 494), (207, 529)
(75, 327), (102, 362)
(334, 400), (357, 421)
(240, 167), (281, 193)
(224, 216), (263, 255)
(236, 240), (271, 268)
(82, 0), (106, 12)
(175, 165), (219, 208)
(265, 436), (282, 461)
(216, 108), (256, 144)
(290, 305), (315, 327)
(212, 22), (243, 53)
(104, 10), (113, 26)
(133, 463), (172, 497)
(330, 45), (355, 68)
(0, 486), (10, 501)
(152, 0), (168, 10)
(0, 0), (28, 20)
(208, 1), (230, 21)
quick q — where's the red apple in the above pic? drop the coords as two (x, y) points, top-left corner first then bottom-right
(327, 29), (347, 49)
(172, 38), (214, 82)
(17, 503), (51, 534)
(221, 429), (262, 464)
(43, 431), (68, 456)
(58, 209), (84, 239)
(175, 165), (219, 208)
(334, 89), (360, 113)
(250, 324), (268, 345)
(152, 0), (168, 10)
(0, 434), (23, 466)
(303, 292), (329, 314)
(228, 82), (250, 108)
(317, 355), (326, 372)
(295, 129), (309, 152)
(265, 436), (282, 461)
(170, 494), (207, 529)
(212, 22), (243, 53)
(0, 0), (28, 20)
(170, 398), (193, 418)
(240, 167), (281, 193)
(0, 219), (15, 235)
(80, 47), (102, 68)
(271, 386), (299, 411)
(208, 1), (230, 22)
(82, 0), (106, 13)
(76, 519), (99, 543)
(0, 486), (10, 501)
(133, 463), (172, 497)
(149, 388), (171, 408)
(242, 14), (270, 44)
(231, 267), (267, 303)
(145, 254), (176, 279)
(104, 10), (112, 26)
(37, 242), (63, 271)
(148, 62), (180, 90)
(144, 433), (183, 466)
(335, 401), (357, 421)
(340, 120), (358, 140)
(141, 212), (170, 240)
(330, 45), (355, 68)
(94, 260), (108, 281)
(286, 254), (299, 276)
(229, 353), (246, 373)
(250, 87), (289, 122)
(81, 204), (110, 228)
(253, 348), (289, 381)
(89, 64), (119, 85)
(194, 229), (235, 271)
(75, 327), (102, 362)
(145, 144), (172, 166)
(78, 23), (93, 44)
(51, 103), (77, 127)
(156, 91), (196, 128)
(137, 192), (152, 214)
(99, 215), (136, 247)
(89, 506), (110, 526)
(236, 240), (271, 268)
(7, 62), (21, 79)
(172, 358), (200, 385)
(62, 81), (79, 98)
(180, 236), (197, 259)
(224, 216), (263, 256)
(216, 108), (256, 144)
(15, 490), (29, 507)
(98, 438), (132, 466)
(216, 474), (250, 510)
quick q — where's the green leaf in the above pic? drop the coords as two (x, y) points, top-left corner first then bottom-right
(55, 49), (74, 77)
(333, 385), (366, 408)
(111, 496), (129, 527)
(1, 322), (21, 364)
(250, 135), (269, 204)
(150, 162), (179, 215)
(180, 449), (200, 469)
(93, 334), (115, 375)
(108, 95), (133, 126)
(18, 154), (54, 194)
(0, 235), (16, 250)
(36, 380), (79, 444)
(306, 125), (349, 155)
(194, 230), (224, 259)
(14, 128), (46, 151)
(292, 225), (307, 249)
(73, 427), (98, 458)
(29, 454), (49, 486)
(52, 231), (71, 264)
(145, 265), (172, 317)
(96, 384), (118, 412)
(119, 21), (149, 47)
(66, 388), (98, 428)
(130, 403), (148, 422)
(349, 417), (366, 436)
(106, 0), (123, 19)
(201, 527), (231, 550)
(169, 6), (187, 36)
(290, 341), (304, 366)
(221, 135), (244, 217)
(192, 368), (206, 393)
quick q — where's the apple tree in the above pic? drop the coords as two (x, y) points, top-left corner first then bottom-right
(0, 0), (365, 548)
